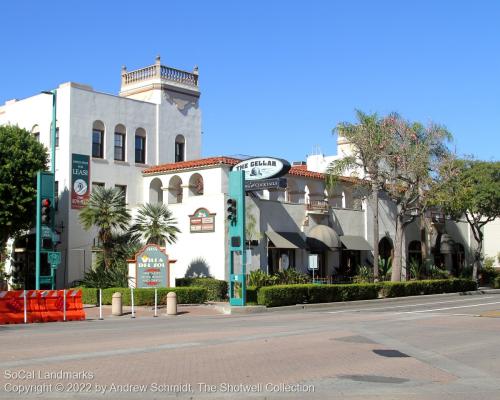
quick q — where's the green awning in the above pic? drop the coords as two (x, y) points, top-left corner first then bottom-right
(340, 235), (372, 251)
(266, 231), (306, 249)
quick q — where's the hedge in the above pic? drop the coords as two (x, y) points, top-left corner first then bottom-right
(175, 278), (228, 301)
(256, 279), (477, 307)
(378, 279), (477, 298)
(77, 287), (207, 306)
(494, 276), (500, 289)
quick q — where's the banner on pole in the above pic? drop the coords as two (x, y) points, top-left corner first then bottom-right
(71, 154), (90, 209)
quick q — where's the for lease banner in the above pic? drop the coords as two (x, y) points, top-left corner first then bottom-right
(71, 154), (90, 209)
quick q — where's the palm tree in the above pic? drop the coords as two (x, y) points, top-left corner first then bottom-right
(130, 203), (180, 245)
(79, 186), (131, 268)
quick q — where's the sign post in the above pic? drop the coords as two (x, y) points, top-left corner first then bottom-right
(228, 171), (246, 306)
(308, 254), (319, 284)
(134, 244), (169, 288)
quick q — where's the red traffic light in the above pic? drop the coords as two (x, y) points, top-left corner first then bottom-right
(42, 198), (51, 207)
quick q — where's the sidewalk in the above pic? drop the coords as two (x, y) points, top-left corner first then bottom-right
(84, 303), (224, 319)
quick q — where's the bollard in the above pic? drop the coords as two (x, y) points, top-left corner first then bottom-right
(130, 288), (135, 319)
(166, 292), (177, 316)
(154, 289), (158, 317)
(98, 289), (103, 320)
(23, 290), (27, 324)
(111, 292), (123, 316)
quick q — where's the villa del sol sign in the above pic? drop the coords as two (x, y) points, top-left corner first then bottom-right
(135, 244), (168, 288)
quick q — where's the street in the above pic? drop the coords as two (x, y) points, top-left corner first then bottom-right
(1, 292), (500, 399)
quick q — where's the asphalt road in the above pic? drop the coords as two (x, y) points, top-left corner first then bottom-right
(1, 291), (500, 400)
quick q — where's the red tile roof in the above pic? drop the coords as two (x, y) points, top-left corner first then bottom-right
(142, 156), (241, 174)
(142, 156), (360, 183)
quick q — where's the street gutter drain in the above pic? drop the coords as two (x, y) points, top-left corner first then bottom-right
(373, 349), (410, 358)
(338, 375), (409, 384)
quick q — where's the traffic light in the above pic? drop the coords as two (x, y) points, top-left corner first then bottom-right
(226, 198), (237, 224)
(41, 198), (52, 225)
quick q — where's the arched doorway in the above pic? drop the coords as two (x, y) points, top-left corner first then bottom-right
(378, 237), (393, 279)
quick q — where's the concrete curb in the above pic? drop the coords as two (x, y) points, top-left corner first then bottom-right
(247, 288), (500, 314)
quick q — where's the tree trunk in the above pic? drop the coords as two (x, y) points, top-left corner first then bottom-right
(391, 213), (404, 281)
(420, 214), (430, 268)
(472, 234), (483, 282)
(372, 184), (379, 281)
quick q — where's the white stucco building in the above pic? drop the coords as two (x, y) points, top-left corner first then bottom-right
(0, 57), (492, 288)
(0, 57), (201, 286)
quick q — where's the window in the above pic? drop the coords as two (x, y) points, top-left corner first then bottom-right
(55, 128), (59, 147)
(175, 135), (185, 162)
(114, 132), (125, 161)
(135, 134), (146, 164)
(92, 182), (105, 193)
(92, 129), (104, 158)
(31, 125), (40, 142)
(92, 120), (105, 158)
(115, 185), (127, 204)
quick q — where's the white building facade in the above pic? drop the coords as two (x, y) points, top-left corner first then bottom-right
(0, 57), (491, 287)
(0, 57), (201, 286)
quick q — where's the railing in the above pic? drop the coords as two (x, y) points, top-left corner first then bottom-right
(122, 65), (198, 88)
(306, 200), (329, 212)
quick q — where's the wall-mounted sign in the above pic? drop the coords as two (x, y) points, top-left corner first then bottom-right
(245, 178), (287, 191)
(190, 208), (216, 233)
(71, 154), (90, 209)
(233, 157), (291, 181)
(135, 244), (168, 288)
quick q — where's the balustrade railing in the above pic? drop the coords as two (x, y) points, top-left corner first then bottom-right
(122, 65), (198, 87)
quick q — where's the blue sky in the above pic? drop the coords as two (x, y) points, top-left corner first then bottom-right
(1, 1), (499, 162)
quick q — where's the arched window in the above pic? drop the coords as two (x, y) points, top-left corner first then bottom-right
(135, 128), (146, 164)
(149, 178), (163, 204)
(31, 124), (40, 142)
(168, 176), (183, 204)
(175, 135), (185, 162)
(92, 120), (105, 158)
(189, 173), (204, 196)
(114, 124), (126, 161)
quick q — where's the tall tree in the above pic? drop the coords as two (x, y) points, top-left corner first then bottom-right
(383, 114), (451, 281)
(130, 202), (180, 245)
(79, 186), (130, 268)
(431, 159), (500, 281)
(326, 110), (391, 281)
(0, 125), (48, 253)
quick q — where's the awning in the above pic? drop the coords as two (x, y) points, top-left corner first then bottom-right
(307, 225), (340, 251)
(266, 231), (306, 249)
(340, 235), (372, 251)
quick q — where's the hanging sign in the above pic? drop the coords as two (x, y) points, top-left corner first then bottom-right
(135, 244), (168, 288)
(71, 154), (90, 209)
(189, 208), (216, 233)
(245, 178), (287, 191)
(232, 157), (291, 181)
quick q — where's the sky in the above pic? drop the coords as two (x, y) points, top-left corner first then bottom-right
(1, 1), (499, 162)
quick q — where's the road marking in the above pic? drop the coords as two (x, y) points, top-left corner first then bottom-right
(326, 296), (495, 314)
(397, 301), (500, 314)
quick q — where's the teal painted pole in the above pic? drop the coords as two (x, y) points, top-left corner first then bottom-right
(50, 89), (57, 174)
(35, 172), (41, 290)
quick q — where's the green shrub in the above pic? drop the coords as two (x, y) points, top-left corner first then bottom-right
(480, 265), (499, 285)
(258, 285), (310, 307)
(273, 269), (311, 285)
(245, 286), (258, 303)
(175, 278), (227, 301)
(493, 275), (500, 289)
(353, 265), (373, 283)
(78, 287), (207, 305)
(247, 270), (276, 287)
(379, 279), (477, 298)
(256, 279), (478, 307)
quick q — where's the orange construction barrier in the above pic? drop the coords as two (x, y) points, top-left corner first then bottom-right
(65, 289), (86, 321)
(0, 289), (86, 324)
